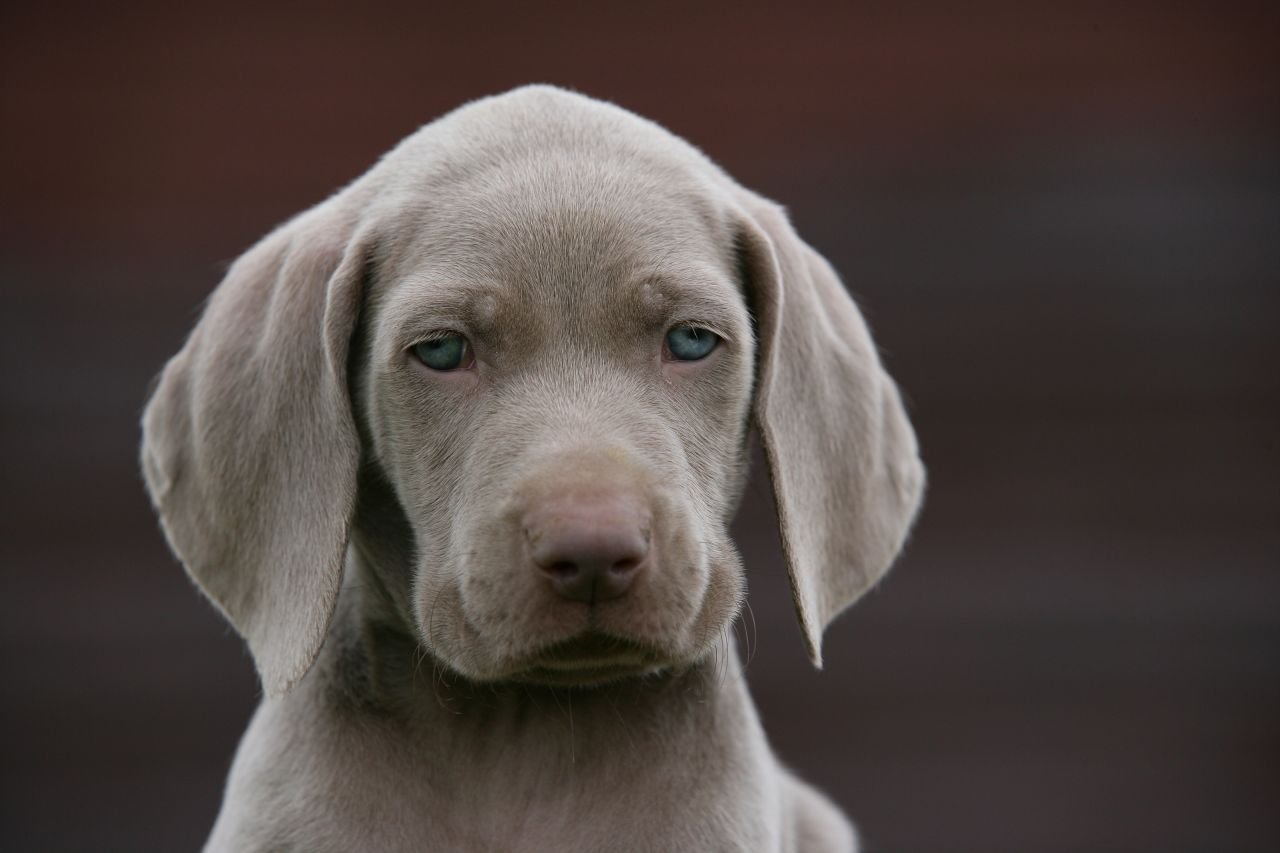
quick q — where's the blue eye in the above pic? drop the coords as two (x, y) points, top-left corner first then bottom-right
(665, 325), (720, 361)
(412, 334), (473, 371)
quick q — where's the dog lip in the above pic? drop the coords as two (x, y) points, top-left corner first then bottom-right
(516, 664), (660, 688)
(514, 631), (666, 684)
(535, 631), (659, 664)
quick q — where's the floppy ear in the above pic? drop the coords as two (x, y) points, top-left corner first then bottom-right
(141, 200), (369, 696)
(736, 196), (925, 667)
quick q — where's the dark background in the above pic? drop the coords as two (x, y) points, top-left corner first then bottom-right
(3, 2), (1277, 851)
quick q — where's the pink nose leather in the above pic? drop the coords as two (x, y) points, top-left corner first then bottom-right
(525, 494), (650, 603)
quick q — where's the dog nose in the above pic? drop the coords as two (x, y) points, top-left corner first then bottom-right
(525, 494), (650, 603)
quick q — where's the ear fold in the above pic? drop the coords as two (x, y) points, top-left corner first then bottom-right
(737, 196), (925, 667)
(141, 201), (369, 697)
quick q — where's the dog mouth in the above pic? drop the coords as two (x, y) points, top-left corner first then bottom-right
(512, 631), (668, 686)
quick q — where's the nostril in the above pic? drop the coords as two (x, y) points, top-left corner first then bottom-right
(547, 560), (578, 579)
(610, 557), (640, 575)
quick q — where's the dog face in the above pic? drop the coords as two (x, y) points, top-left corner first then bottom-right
(141, 86), (925, 696)
(359, 151), (756, 683)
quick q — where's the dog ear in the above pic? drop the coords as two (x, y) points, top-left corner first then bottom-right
(735, 195), (925, 667)
(141, 199), (370, 697)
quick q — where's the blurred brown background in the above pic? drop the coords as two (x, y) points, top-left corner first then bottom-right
(3, 2), (1277, 851)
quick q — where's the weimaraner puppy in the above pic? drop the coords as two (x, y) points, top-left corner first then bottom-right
(142, 85), (924, 852)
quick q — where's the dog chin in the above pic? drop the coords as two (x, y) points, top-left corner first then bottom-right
(505, 631), (675, 688)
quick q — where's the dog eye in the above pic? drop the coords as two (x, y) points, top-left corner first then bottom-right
(664, 325), (720, 361)
(412, 334), (474, 371)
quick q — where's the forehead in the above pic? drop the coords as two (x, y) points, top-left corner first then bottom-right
(374, 153), (744, 338)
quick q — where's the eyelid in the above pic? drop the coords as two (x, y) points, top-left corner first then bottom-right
(406, 328), (469, 348)
(671, 320), (731, 342)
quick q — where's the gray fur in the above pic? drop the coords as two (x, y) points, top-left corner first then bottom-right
(141, 85), (924, 852)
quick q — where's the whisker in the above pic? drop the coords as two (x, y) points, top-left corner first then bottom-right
(549, 688), (577, 765)
(742, 599), (759, 672)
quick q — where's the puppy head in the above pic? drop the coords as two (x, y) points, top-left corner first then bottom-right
(141, 86), (924, 696)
